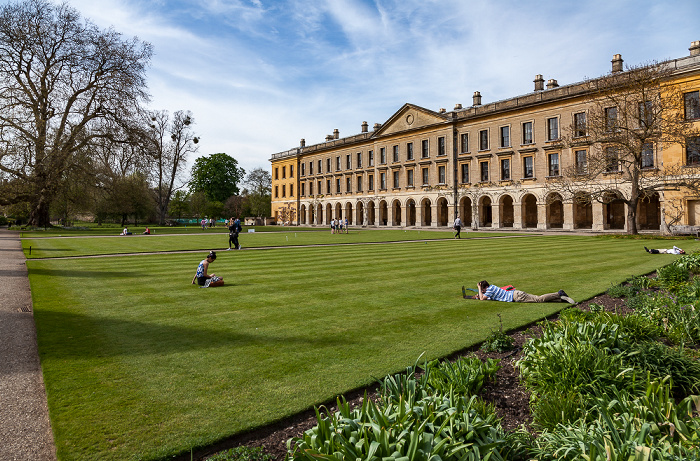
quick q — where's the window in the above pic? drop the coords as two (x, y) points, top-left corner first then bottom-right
(422, 167), (429, 185)
(460, 133), (469, 153)
(574, 112), (586, 137)
(479, 130), (489, 150)
(421, 140), (429, 158)
(290, 184), (294, 196)
(380, 147), (386, 164)
(575, 150), (587, 174)
(318, 159), (322, 173)
(500, 126), (510, 147)
(336, 156), (341, 171)
(605, 107), (618, 131)
(326, 158), (330, 172)
(357, 176), (362, 192)
(380, 172), (386, 190)
(522, 121), (533, 144)
(282, 185), (286, 197)
(642, 143), (654, 168)
(438, 165), (446, 184)
(309, 182), (313, 195)
(547, 117), (559, 141)
(336, 178), (341, 193)
(392, 145), (399, 162)
(407, 169), (414, 187)
(301, 163), (305, 176)
(309, 161), (313, 175)
(523, 157), (534, 178)
(290, 165), (294, 177)
(639, 101), (653, 128)
(480, 162), (489, 181)
(501, 158), (510, 180)
(282, 166), (286, 179)
(274, 167), (279, 180)
(461, 163), (469, 183)
(407, 142), (414, 160)
(346, 177), (351, 192)
(685, 91), (700, 120)
(548, 153), (560, 176)
(393, 171), (399, 188)
(274, 185), (278, 197)
(686, 136), (700, 165)
(438, 137), (446, 156)
(605, 147), (619, 172)
(368, 174), (374, 190)
(326, 179), (331, 194)
(356, 152), (362, 168)
(368, 150), (374, 166)
(317, 180), (321, 194)
(346, 154), (351, 170)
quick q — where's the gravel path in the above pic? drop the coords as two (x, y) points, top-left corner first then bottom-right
(0, 228), (56, 460)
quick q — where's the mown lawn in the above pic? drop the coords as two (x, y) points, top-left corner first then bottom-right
(28, 233), (697, 460)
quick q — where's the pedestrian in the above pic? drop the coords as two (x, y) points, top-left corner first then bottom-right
(474, 280), (575, 303)
(344, 217), (349, 233)
(453, 215), (462, 239)
(228, 217), (242, 250)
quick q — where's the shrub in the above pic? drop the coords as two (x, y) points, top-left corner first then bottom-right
(624, 342), (700, 395)
(673, 252), (700, 273)
(206, 446), (274, 461)
(656, 264), (690, 292)
(424, 356), (501, 397)
(606, 283), (637, 298)
(628, 274), (652, 290)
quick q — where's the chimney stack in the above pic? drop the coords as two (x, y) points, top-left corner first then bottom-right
(361, 121), (368, 133)
(454, 103), (462, 110)
(439, 108), (446, 113)
(690, 40), (700, 57)
(333, 128), (339, 139)
(612, 54), (624, 73)
(534, 74), (545, 91)
(546, 79), (559, 89)
(473, 91), (482, 106)
(325, 135), (333, 141)
(373, 123), (382, 131)
(300, 138), (305, 148)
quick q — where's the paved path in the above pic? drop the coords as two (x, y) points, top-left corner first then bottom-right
(0, 228), (56, 460)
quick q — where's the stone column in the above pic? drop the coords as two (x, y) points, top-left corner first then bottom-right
(513, 203), (522, 229)
(387, 205), (395, 227)
(492, 203), (501, 228)
(563, 202), (574, 230)
(401, 205), (409, 227)
(431, 204), (438, 227)
(592, 201), (605, 231)
(537, 203), (547, 230)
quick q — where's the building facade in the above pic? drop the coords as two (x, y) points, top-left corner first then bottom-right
(271, 41), (700, 232)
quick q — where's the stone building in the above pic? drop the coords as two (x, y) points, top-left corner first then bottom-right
(270, 41), (700, 232)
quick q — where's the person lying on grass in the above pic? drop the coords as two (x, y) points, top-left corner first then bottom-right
(192, 251), (224, 287)
(644, 245), (685, 254)
(473, 280), (574, 303)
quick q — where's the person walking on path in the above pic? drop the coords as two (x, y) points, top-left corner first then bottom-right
(228, 217), (242, 250)
(0, 228), (56, 460)
(453, 215), (462, 239)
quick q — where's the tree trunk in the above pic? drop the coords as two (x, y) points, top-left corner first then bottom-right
(28, 199), (50, 228)
(626, 196), (639, 235)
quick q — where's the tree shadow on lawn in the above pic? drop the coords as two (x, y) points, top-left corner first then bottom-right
(35, 308), (354, 360)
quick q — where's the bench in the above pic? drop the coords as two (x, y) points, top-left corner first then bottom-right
(669, 225), (700, 237)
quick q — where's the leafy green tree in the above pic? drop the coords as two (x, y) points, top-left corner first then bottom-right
(168, 190), (189, 220)
(189, 153), (245, 203)
(244, 167), (271, 217)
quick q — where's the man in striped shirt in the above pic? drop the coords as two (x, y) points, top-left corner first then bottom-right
(476, 280), (574, 304)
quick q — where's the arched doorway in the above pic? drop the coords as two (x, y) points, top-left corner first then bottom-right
(335, 203), (342, 221)
(459, 197), (472, 227)
(300, 205), (307, 225)
(574, 192), (593, 229)
(379, 200), (388, 226)
(522, 194), (538, 228)
(392, 200), (402, 226)
(367, 201), (376, 226)
(316, 203), (323, 225)
(499, 195), (514, 227)
(547, 193), (564, 229)
(345, 202), (353, 225)
(325, 203), (332, 225)
(437, 197), (449, 226)
(479, 196), (492, 227)
(406, 199), (416, 226)
(604, 191), (625, 230)
(356, 202), (364, 226)
(421, 198), (432, 226)
(638, 192), (660, 230)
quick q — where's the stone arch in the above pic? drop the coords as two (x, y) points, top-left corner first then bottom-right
(367, 201), (376, 226)
(522, 193), (538, 228)
(603, 190), (625, 230)
(459, 197), (472, 227)
(335, 202), (342, 220)
(479, 196), (492, 227)
(378, 200), (388, 226)
(546, 193), (564, 229)
(325, 203), (332, 225)
(638, 191), (660, 230)
(356, 201), (364, 226)
(420, 198), (432, 226)
(499, 194), (514, 228)
(345, 202), (353, 225)
(437, 197), (449, 227)
(391, 199), (402, 226)
(316, 203), (323, 225)
(406, 199), (417, 226)
(573, 192), (593, 229)
(300, 204), (307, 225)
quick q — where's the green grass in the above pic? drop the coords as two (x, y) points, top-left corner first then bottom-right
(22, 229), (514, 259)
(28, 233), (698, 460)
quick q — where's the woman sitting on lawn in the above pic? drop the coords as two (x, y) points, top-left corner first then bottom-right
(192, 251), (224, 287)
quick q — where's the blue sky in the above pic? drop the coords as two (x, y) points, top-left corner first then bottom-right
(59, 0), (700, 174)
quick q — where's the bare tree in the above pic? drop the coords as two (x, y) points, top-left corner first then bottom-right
(0, 0), (152, 226)
(244, 167), (271, 218)
(547, 61), (700, 234)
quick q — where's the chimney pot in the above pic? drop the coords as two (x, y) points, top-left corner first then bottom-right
(439, 108), (446, 113)
(300, 138), (305, 148)
(373, 123), (382, 131)
(546, 79), (559, 89)
(473, 91), (482, 106)
(612, 54), (624, 73)
(333, 128), (339, 139)
(361, 121), (368, 133)
(690, 40), (700, 57)
(454, 103), (462, 110)
(325, 135), (333, 141)
(534, 74), (545, 91)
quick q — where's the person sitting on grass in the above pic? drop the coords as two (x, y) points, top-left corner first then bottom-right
(143, 227), (150, 235)
(471, 280), (574, 303)
(192, 251), (224, 287)
(644, 245), (685, 254)
(120, 227), (131, 235)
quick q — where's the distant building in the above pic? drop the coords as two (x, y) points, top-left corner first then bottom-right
(270, 41), (700, 232)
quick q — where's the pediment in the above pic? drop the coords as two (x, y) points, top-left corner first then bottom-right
(374, 104), (449, 137)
